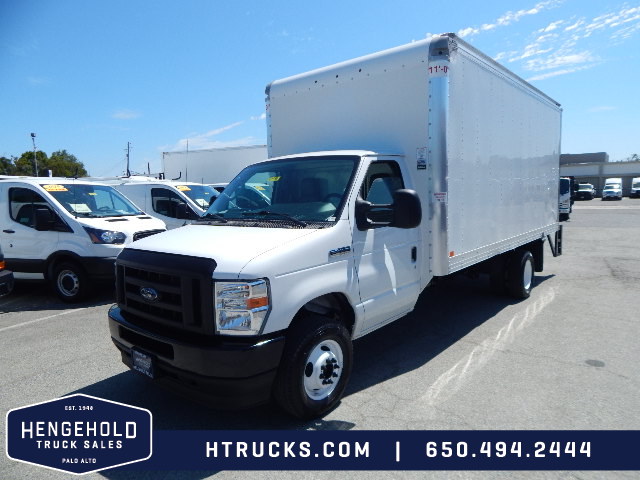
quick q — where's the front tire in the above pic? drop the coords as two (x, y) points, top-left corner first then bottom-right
(52, 261), (90, 302)
(273, 314), (353, 419)
(506, 250), (534, 299)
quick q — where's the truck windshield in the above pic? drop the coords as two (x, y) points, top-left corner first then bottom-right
(42, 183), (144, 217)
(176, 184), (218, 210)
(559, 179), (570, 194)
(205, 155), (359, 225)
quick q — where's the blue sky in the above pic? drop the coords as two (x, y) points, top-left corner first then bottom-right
(1, 0), (639, 176)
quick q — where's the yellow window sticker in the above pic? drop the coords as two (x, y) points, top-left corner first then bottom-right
(176, 185), (191, 191)
(268, 176), (281, 182)
(42, 184), (68, 192)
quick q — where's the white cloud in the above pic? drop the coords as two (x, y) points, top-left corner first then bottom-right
(166, 121), (249, 151)
(112, 109), (141, 120)
(457, 0), (563, 38)
(250, 112), (266, 121)
(587, 106), (617, 112)
(493, 4), (640, 81)
(27, 76), (47, 86)
(526, 64), (594, 81)
(524, 50), (597, 71)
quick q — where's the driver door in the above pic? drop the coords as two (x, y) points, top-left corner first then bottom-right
(352, 160), (421, 335)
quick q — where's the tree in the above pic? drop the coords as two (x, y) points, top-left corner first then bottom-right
(14, 151), (48, 176)
(627, 153), (639, 162)
(0, 156), (16, 175)
(45, 150), (88, 177)
(10, 150), (87, 177)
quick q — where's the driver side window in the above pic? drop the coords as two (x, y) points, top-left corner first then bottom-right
(151, 188), (195, 219)
(360, 161), (404, 204)
(9, 188), (54, 229)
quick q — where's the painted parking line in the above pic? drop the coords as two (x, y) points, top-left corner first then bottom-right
(0, 308), (86, 333)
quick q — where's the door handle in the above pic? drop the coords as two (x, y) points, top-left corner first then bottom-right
(3, 229), (15, 233)
(411, 246), (417, 262)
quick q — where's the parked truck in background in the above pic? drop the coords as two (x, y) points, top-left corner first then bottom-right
(559, 177), (572, 221)
(162, 145), (268, 185)
(602, 177), (623, 201)
(630, 177), (640, 198)
(107, 33), (563, 418)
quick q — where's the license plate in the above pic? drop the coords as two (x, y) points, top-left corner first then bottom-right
(132, 349), (155, 379)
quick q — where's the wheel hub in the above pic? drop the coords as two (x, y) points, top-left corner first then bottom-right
(58, 270), (80, 297)
(304, 340), (343, 400)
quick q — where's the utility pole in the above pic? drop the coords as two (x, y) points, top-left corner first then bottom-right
(125, 142), (131, 177)
(30, 132), (39, 176)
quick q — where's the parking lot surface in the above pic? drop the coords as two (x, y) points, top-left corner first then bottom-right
(1, 200), (639, 479)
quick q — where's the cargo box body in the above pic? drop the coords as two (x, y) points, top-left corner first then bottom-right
(267, 33), (562, 284)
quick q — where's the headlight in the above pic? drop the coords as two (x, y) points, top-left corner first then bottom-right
(83, 227), (126, 244)
(214, 279), (270, 336)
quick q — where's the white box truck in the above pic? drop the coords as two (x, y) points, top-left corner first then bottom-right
(602, 177), (623, 200)
(0, 177), (165, 301)
(162, 145), (267, 185)
(107, 33), (563, 418)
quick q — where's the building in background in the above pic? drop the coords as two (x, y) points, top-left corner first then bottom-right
(559, 152), (640, 196)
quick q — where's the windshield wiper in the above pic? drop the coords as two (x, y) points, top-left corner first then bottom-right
(198, 212), (228, 223)
(242, 210), (307, 227)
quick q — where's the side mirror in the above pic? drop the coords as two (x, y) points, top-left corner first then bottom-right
(391, 189), (422, 229)
(175, 202), (198, 220)
(355, 189), (421, 231)
(35, 207), (56, 231)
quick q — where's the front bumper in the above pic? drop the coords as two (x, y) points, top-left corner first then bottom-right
(108, 305), (286, 409)
(84, 256), (117, 280)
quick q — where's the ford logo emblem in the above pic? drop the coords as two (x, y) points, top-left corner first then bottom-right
(140, 287), (159, 302)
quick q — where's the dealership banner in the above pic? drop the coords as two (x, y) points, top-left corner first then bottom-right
(116, 430), (637, 471)
(6, 396), (638, 473)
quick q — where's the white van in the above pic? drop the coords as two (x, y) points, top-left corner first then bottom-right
(630, 177), (640, 198)
(101, 177), (219, 229)
(0, 177), (166, 301)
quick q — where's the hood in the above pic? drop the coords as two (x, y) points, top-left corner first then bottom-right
(126, 224), (319, 275)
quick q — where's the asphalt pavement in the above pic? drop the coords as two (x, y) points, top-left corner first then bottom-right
(1, 200), (639, 480)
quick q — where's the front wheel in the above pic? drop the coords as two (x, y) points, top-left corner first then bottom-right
(52, 261), (90, 302)
(273, 314), (353, 419)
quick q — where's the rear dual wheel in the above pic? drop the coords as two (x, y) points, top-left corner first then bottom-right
(490, 250), (535, 300)
(506, 250), (534, 299)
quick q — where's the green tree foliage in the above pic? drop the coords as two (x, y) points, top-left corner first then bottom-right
(0, 156), (16, 175)
(46, 150), (88, 177)
(2, 150), (87, 177)
(14, 151), (48, 175)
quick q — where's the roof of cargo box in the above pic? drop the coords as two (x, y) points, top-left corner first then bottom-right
(266, 33), (560, 109)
